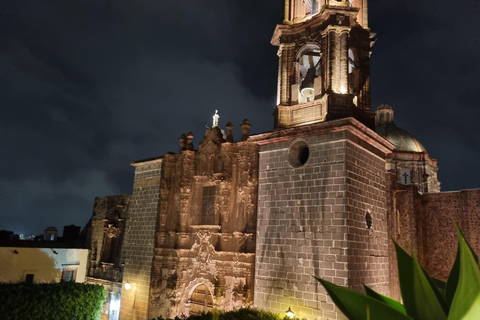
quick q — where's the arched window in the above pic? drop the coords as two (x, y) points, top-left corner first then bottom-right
(312, 0), (319, 14)
(296, 45), (322, 101)
(303, 0), (319, 16)
(348, 48), (359, 94)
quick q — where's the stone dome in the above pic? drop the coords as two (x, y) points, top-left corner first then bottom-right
(377, 103), (393, 111)
(375, 104), (427, 153)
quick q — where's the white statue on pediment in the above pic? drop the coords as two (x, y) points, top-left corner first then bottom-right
(212, 110), (219, 128)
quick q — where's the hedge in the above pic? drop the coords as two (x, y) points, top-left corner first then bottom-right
(0, 282), (106, 320)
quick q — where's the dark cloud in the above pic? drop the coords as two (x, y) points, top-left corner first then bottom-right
(1, 1), (479, 235)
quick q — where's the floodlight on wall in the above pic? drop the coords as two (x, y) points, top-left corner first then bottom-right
(285, 307), (295, 318)
(124, 281), (131, 291)
(110, 298), (120, 311)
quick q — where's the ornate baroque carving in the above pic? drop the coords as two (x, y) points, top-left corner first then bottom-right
(190, 230), (217, 276)
(104, 224), (121, 238)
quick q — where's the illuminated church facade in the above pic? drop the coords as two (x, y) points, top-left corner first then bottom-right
(85, 1), (479, 320)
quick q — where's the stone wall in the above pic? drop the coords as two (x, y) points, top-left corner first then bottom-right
(86, 194), (130, 320)
(252, 118), (393, 320)
(87, 194), (130, 282)
(120, 159), (162, 320)
(393, 188), (480, 284)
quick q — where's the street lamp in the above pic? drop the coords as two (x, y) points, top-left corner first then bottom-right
(285, 307), (295, 319)
(124, 281), (136, 320)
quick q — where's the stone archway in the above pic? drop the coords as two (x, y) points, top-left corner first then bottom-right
(189, 284), (213, 316)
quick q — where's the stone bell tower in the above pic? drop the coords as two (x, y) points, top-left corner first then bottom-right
(273, 0), (375, 129)
(252, 2), (393, 319)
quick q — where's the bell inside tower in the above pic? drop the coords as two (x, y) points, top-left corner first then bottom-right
(295, 45), (322, 103)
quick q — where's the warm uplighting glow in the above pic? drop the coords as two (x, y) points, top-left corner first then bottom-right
(124, 281), (131, 291)
(110, 298), (120, 311)
(339, 86), (347, 94)
(285, 307), (295, 318)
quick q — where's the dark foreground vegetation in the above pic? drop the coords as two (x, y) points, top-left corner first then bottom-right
(0, 282), (105, 320)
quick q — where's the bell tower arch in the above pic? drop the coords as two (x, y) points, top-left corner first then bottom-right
(274, 0), (375, 129)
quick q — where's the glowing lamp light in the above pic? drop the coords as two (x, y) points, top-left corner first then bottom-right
(110, 298), (120, 311)
(124, 281), (131, 291)
(339, 86), (347, 94)
(285, 307), (295, 318)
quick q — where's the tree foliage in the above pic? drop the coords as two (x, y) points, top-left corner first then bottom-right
(0, 282), (106, 320)
(317, 223), (480, 320)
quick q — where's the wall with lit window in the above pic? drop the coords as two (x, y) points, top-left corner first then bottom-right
(0, 247), (88, 283)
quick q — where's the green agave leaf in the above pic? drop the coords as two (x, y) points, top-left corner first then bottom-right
(447, 226), (480, 320)
(446, 225), (479, 307)
(363, 285), (407, 315)
(395, 241), (448, 320)
(412, 250), (447, 320)
(425, 275), (449, 314)
(316, 277), (413, 320)
(430, 278), (447, 299)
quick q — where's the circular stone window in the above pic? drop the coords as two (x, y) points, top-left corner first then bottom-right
(288, 139), (310, 168)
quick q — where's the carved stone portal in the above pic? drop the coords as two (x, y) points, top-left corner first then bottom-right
(190, 230), (216, 276)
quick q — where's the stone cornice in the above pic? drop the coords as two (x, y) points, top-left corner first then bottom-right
(249, 117), (395, 155)
(272, 6), (361, 46)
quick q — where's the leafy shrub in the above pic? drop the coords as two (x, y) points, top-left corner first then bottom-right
(150, 308), (288, 320)
(317, 224), (480, 320)
(0, 282), (106, 320)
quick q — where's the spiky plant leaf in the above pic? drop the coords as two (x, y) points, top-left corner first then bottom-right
(395, 242), (447, 319)
(412, 250), (447, 320)
(430, 278), (447, 299)
(447, 226), (480, 319)
(363, 285), (406, 315)
(316, 277), (413, 320)
(446, 225), (479, 307)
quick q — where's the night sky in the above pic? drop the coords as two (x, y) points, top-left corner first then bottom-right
(1, 1), (479, 237)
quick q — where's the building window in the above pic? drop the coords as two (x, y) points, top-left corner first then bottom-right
(25, 274), (34, 283)
(365, 212), (373, 230)
(297, 45), (322, 102)
(201, 186), (216, 225)
(288, 139), (310, 168)
(62, 266), (77, 282)
(348, 48), (359, 95)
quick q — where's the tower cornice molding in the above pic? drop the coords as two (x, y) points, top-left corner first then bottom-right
(250, 117), (395, 156)
(272, 7), (361, 46)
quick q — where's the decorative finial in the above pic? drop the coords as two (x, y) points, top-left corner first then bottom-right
(212, 110), (220, 128)
(240, 119), (252, 142)
(186, 132), (194, 151)
(179, 134), (187, 152)
(226, 122), (234, 143)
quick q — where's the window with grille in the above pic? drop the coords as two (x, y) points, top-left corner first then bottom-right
(62, 270), (75, 282)
(201, 186), (216, 225)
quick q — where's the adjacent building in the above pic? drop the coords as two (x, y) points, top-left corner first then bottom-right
(0, 227), (88, 284)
